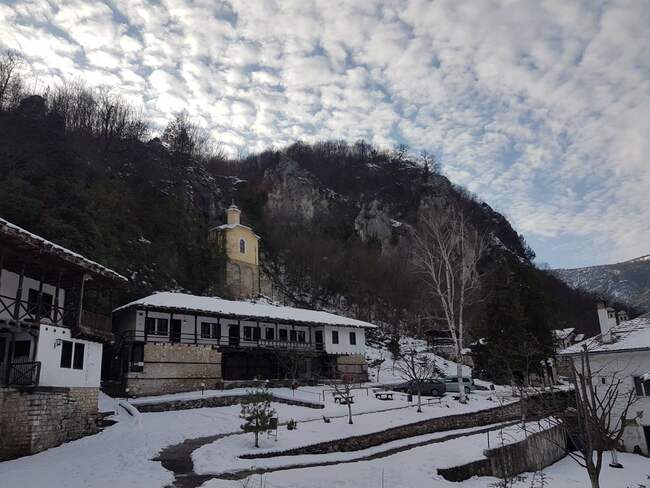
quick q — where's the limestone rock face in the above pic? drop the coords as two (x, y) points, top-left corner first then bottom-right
(263, 157), (331, 223)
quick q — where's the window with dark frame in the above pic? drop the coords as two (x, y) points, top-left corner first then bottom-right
(279, 328), (288, 341)
(266, 328), (274, 340)
(332, 330), (339, 344)
(73, 343), (85, 369)
(212, 323), (220, 340)
(145, 317), (156, 334)
(243, 326), (253, 341)
(297, 331), (306, 343)
(157, 318), (169, 335)
(239, 239), (246, 254)
(27, 289), (54, 318)
(253, 327), (261, 341)
(60, 340), (73, 368)
(290, 330), (297, 342)
(201, 322), (211, 338)
(349, 332), (356, 345)
(633, 376), (650, 397)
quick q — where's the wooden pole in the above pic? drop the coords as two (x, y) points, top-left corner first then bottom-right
(13, 262), (25, 320)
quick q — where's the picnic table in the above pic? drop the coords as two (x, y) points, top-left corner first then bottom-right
(333, 394), (355, 404)
(374, 391), (394, 401)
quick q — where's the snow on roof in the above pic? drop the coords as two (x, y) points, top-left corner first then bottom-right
(553, 328), (575, 339)
(560, 313), (650, 355)
(209, 223), (261, 239)
(0, 217), (127, 283)
(115, 292), (377, 329)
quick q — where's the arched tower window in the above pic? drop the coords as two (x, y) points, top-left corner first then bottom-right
(239, 238), (246, 254)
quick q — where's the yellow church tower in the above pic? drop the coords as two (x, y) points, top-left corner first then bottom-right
(210, 204), (261, 299)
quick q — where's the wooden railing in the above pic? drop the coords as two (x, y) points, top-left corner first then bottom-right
(6, 361), (41, 386)
(0, 293), (73, 326)
(77, 310), (113, 341)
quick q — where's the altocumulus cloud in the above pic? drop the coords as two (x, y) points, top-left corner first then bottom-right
(1, 0), (649, 268)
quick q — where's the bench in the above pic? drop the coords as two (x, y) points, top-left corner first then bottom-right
(374, 392), (394, 401)
(333, 395), (355, 404)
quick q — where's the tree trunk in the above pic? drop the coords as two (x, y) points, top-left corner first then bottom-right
(456, 362), (467, 403)
(587, 469), (600, 488)
(417, 387), (422, 413)
(347, 402), (353, 424)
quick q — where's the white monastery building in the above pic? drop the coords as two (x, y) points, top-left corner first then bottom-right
(561, 300), (650, 455)
(0, 217), (126, 460)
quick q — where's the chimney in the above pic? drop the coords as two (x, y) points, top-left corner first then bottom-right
(226, 204), (241, 225)
(596, 300), (614, 343)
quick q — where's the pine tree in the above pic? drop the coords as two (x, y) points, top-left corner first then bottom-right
(239, 388), (276, 448)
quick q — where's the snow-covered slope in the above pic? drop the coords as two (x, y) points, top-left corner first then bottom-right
(554, 254), (650, 312)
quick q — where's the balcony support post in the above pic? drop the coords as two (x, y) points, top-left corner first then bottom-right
(35, 269), (45, 323)
(13, 262), (25, 320)
(53, 270), (62, 325)
(194, 314), (198, 345)
(0, 247), (5, 291)
(76, 274), (86, 328)
(144, 309), (149, 342)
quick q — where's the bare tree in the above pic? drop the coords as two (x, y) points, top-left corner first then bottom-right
(395, 349), (443, 413)
(0, 49), (24, 110)
(539, 345), (637, 488)
(332, 375), (355, 424)
(412, 205), (484, 403)
(368, 354), (386, 383)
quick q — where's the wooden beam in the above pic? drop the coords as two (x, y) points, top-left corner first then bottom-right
(13, 262), (25, 320)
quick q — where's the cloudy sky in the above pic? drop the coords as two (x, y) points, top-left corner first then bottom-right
(1, 0), (649, 269)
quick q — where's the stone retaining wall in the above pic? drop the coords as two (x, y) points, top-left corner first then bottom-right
(135, 394), (324, 413)
(0, 386), (99, 461)
(126, 342), (222, 396)
(438, 423), (567, 481)
(242, 400), (523, 459)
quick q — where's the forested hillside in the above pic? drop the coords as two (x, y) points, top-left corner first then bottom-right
(0, 64), (628, 379)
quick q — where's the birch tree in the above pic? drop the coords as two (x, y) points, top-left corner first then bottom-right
(412, 205), (484, 403)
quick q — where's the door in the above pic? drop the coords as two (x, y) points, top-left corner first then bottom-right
(170, 319), (182, 343)
(315, 330), (324, 351)
(644, 426), (650, 455)
(0, 337), (6, 384)
(229, 324), (240, 346)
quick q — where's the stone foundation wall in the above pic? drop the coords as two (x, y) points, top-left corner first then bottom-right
(126, 342), (222, 396)
(0, 387), (99, 461)
(135, 393), (324, 413)
(335, 354), (368, 382)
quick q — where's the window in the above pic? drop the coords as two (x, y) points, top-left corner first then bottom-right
(60, 340), (73, 368)
(201, 322), (211, 339)
(253, 327), (261, 341)
(266, 328), (275, 340)
(27, 289), (53, 318)
(239, 239), (246, 254)
(13, 340), (31, 359)
(145, 317), (156, 334)
(73, 343), (85, 369)
(212, 323), (220, 340)
(156, 318), (169, 335)
(290, 330), (297, 342)
(349, 332), (356, 345)
(633, 376), (650, 397)
(60, 340), (85, 369)
(243, 326), (253, 341)
(332, 330), (339, 344)
(279, 328), (288, 341)
(297, 331), (306, 343)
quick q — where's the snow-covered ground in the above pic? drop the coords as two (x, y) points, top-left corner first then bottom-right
(192, 393), (518, 476)
(201, 450), (650, 488)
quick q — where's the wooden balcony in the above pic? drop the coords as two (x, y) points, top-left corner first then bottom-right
(4, 361), (41, 386)
(75, 309), (113, 342)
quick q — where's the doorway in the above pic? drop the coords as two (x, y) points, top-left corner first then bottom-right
(170, 319), (182, 343)
(229, 324), (240, 346)
(315, 330), (324, 351)
(644, 426), (650, 455)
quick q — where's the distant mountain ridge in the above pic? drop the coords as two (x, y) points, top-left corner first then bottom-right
(554, 255), (650, 312)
